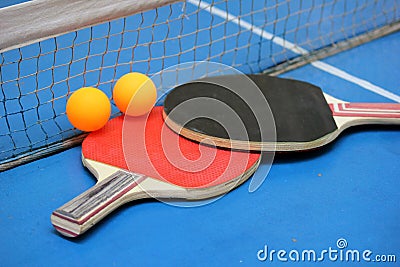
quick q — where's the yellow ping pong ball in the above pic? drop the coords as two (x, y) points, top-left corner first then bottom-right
(112, 72), (157, 116)
(66, 87), (111, 132)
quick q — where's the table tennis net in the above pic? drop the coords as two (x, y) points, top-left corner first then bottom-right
(0, 0), (399, 170)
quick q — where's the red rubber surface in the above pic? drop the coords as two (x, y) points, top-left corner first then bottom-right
(82, 107), (260, 188)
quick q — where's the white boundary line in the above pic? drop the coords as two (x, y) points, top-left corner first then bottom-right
(311, 61), (400, 102)
(188, 0), (400, 103)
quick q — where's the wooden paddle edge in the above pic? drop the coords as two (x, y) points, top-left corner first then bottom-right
(51, 154), (262, 237)
(164, 109), (400, 152)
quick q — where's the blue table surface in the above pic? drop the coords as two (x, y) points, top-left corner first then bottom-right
(0, 2), (399, 266)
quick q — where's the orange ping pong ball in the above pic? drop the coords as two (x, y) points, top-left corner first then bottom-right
(112, 72), (157, 116)
(66, 87), (111, 132)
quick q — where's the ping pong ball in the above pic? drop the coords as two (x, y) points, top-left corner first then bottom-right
(66, 87), (111, 132)
(113, 72), (157, 116)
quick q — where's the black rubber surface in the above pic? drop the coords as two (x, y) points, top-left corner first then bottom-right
(164, 74), (338, 143)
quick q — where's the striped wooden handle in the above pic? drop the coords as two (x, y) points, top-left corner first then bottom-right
(51, 170), (146, 237)
(330, 103), (400, 118)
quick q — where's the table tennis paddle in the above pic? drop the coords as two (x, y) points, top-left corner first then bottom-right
(163, 74), (400, 151)
(51, 107), (261, 237)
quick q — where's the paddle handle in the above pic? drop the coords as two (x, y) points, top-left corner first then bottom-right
(51, 171), (145, 237)
(329, 103), (400, 118)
